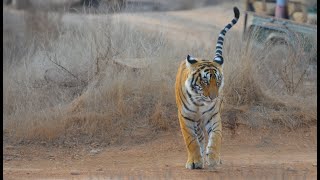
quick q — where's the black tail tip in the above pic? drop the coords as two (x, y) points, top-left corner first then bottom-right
(233, 7), (240, 19)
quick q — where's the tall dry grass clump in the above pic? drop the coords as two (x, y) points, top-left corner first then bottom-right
(3, 7), (179, 146)
(221, 29), (317, 129)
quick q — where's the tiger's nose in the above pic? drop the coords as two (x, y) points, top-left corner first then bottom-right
(209, 94), (217, 100)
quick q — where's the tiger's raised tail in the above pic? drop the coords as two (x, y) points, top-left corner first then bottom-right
(213, 7), (240, 64)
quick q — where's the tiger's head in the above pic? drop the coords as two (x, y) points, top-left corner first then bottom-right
(185, 55), (224, 103)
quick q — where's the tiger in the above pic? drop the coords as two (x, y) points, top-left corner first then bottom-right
(175, 7), (240, 169)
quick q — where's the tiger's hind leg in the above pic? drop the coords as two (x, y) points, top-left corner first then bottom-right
(178, 113), (203, 169)
(205, 112), (222, 168)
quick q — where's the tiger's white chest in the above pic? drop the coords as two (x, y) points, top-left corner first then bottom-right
(199, 99), (220, 118)
(182, 93), (221, 122)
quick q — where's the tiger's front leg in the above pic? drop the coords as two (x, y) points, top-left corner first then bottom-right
(178, 113), (203, 169)
(195, 121), (205, 160)
(205, 112), (222, 168)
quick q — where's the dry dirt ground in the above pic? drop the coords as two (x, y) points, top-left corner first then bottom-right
(3, 126), (317, 179)
(3, 2), (317, 180)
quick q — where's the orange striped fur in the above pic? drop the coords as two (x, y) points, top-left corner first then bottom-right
(174, 7), (239, 169)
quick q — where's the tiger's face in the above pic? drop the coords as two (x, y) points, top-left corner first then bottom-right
(185, 55), (223, 103)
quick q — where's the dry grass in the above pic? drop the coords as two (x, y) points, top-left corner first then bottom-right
(3, 4), (317, 146)
(222, 28), (317, 129)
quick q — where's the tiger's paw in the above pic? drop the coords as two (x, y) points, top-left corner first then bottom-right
(206, 154), (221, 168)
(185, 158), (203, 169)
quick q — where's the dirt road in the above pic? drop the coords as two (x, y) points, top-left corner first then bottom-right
(4, 126), (317, 179)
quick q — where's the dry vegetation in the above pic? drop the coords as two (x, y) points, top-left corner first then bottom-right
(3, 3), (317, 147)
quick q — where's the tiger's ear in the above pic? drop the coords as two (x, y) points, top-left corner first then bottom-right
(186, 55), (197, 68)
(213, 56), (224, 65)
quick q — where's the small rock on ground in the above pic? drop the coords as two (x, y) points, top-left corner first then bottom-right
(70, 171), (80, 175)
